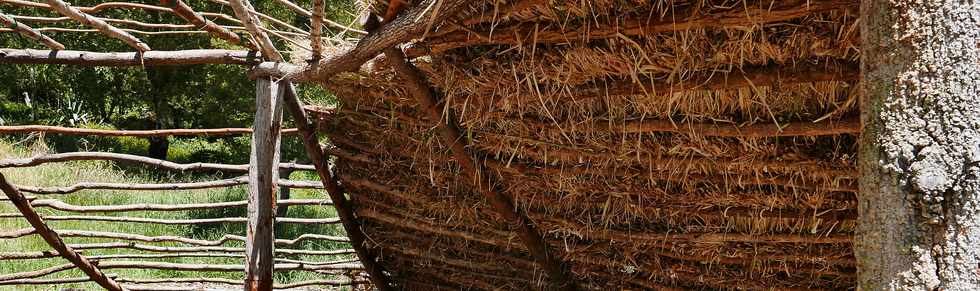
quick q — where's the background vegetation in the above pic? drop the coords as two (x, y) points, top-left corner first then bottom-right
(0, 0), (364, 289)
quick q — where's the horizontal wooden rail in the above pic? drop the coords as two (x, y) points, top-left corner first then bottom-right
(0, 124), (298, 136)
(119, 278), (369, 289)
(68, 242), (355, 256)
(13, 177), (324, 194)
(26, 198), (331, 213)
(0, 152), (315, 172)
(0, 49), (263, 66)
(1, 246), (355, 259)
(0, 261), (363, 281)
(1, 228), (349, 245)
(0, 214), (340, 225)
(0, 276), (369, 288)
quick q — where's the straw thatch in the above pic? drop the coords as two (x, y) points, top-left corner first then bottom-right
(310, 0), (859, 289)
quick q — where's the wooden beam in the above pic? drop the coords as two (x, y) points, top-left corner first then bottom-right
(245, 78), (284, 291)
(0, 49), (261, 66)
(45, 0), (150, 51)
(228, 0), (282, 61)
(382, 45), (577, 289)
(0, 173), (125, 291)
(280, 84), (396, 290)
(0, 13), (64, 50)
(160, 0), (256, 50)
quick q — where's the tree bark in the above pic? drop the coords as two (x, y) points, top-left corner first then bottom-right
(858, 1), (980, 290)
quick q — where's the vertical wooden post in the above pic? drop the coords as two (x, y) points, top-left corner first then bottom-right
(0, 173), (124, 291)
(245, 78), (283, 291)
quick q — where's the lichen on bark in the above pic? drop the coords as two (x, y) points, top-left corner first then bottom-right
(858, 0), (980, 290)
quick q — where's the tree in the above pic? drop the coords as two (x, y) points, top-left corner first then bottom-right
(858, 0), (980, 289)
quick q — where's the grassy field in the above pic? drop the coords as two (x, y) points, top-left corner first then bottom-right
(0, 138), (354, 290)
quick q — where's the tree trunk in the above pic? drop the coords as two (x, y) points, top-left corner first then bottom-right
(858, 1), (980, 290)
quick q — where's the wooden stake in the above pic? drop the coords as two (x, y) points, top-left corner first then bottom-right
(0, 173), (125, 291)
(245, 78), (284, 291)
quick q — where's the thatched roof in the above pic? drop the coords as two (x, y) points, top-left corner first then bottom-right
(311, 0), (860, 289)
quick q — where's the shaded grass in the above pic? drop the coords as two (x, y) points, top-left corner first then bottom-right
(0, 140), (353, 290)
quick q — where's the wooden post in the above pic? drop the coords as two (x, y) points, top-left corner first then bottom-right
(0, 173), (125, 291)
(245, 78), (283, 291)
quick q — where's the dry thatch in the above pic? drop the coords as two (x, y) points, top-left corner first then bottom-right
(308, 0), (860, 289)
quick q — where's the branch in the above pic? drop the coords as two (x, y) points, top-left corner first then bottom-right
(160, 0), (255, 50)
(0, 124), (298, 136)
(227, 0), (282, 61)
(0, 13), (64, 50)
(0, 49), (262, 66)
(45, 0), (150, 51)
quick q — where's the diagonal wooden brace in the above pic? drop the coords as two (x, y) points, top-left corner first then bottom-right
(0, 173), (125, 291)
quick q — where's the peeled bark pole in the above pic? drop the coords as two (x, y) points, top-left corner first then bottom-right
(858, 0), (980, 289)
(0, 173), (125, 291)
(245, 78), (284, 291)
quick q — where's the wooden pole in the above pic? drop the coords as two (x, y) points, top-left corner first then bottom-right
(245, 78), (283, 291)
(0, 173), (125, 291)
(0, 49), (261, 66)
(280, 83), (395, 290)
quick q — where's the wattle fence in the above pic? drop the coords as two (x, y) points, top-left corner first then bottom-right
(0, 125), (370, 290)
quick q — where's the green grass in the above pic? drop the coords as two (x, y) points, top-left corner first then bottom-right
(0, 139), (353, 290)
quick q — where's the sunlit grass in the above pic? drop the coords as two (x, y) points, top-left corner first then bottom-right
(0, 139), (353, 290)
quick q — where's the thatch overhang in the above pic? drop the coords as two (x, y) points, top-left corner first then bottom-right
(310, 0), (860, 289)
